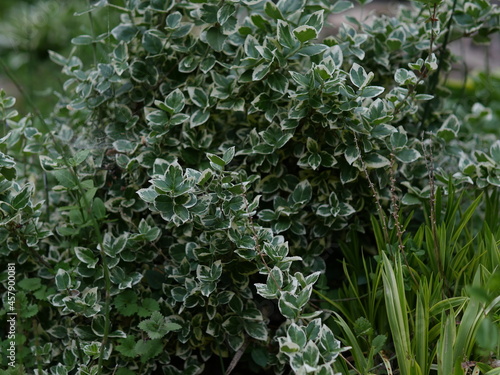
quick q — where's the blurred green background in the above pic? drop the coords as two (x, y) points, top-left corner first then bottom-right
(0, 0), (121, 116)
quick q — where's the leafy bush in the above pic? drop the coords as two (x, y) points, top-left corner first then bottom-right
(1, 0), (499, 374)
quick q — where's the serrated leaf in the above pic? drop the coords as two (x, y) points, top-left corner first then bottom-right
(52, 169), (77, 189)
(138, 311), (181, 339)
(18, 278), (42, 292)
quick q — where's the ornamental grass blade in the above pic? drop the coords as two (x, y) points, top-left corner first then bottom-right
(437, 310), (456, 375)
(381, 253), (416, 375)
(414, 280), (431, 375)
(453, 271), (485, 373)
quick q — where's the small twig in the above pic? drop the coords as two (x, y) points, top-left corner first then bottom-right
(353, 134), (389, 243)
(243, 191), (282, 291)
(339, 353), (363, 375)
(388, 153), (418, 287)
(422, 142), (446, 293)
(421, 0), (459, 129)
(226, 340), (249, 375)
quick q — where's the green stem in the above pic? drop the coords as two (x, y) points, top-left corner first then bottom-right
(421, 0), (458, 129)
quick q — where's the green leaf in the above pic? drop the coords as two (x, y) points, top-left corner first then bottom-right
(287, 323), (307, 347)
(142, 30), (165, 54)
(305, 10), (324, 32)
(395, 148), (421, 163)
(18, 278), (42, 292)
(92, 197), (106, 219)
(251, 346), (269, 368)
(265, 1), (283, 19)
(139, 311), (181, 339)
(166, 12), (182, 29)
(71, 35), (93, 45)
(207, 153), (226, 167)
(332, 1), (354, 13)
(364, 153), (390, 168)
(277, 20), (296, 49)
(394, 68), (417, 85)
(267, 72), (289, 94)
(135, 339), (163, 362)
(308, 153), (322, 170)
(200, 55), (216, 73)
(350, 63), (369, 88)
(280, 341), (300, 353)
(164, 88), (185, 113)
(243, 320), (268, 341)
(52, 169), (77, 189)
(489, 140), (500, 164)
(74, 247), (98, 268)
(253, 63), (271, 81)
(72, 150), (90, 166)
(190, 109), (210, 128)
(12, 186), (31, 210)
(293, 25), (318, 43)
(360, 86), (384, 98)
(147, 110), (169, 125)
(55, 269), (71, 290)
(303, 341), (320, 370)
(415, 94), (434, 100)
(137, 188), (158, 203)
(222, 147), (235, 164)
(345, 145), (360, 165)
(437, 114), (460, 141)
(206, 27), (226, 52)
(116, 336), (137, 357)
(178, 55), (199, 73)
(390, 131), (408, 149)
(297, 44), (328, 56)
(279, 295), (299, 319)
(292, 180), (312, 205)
